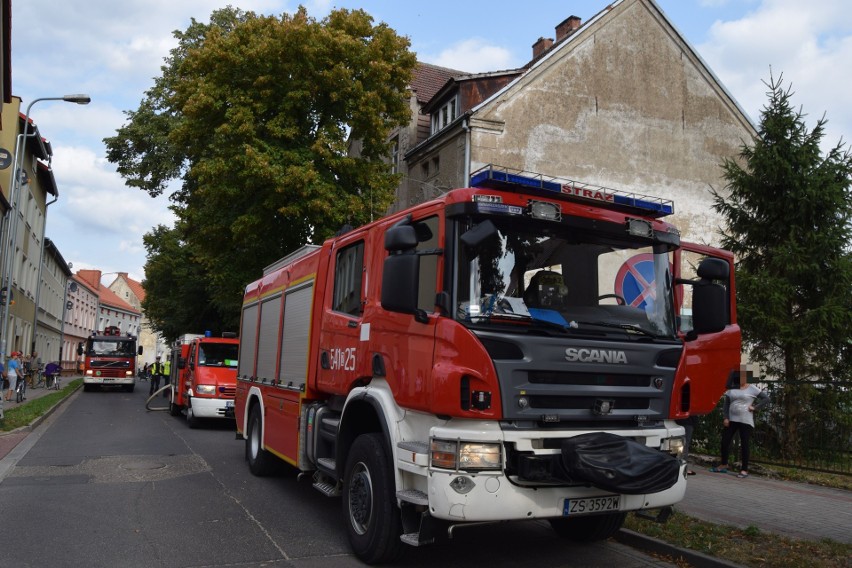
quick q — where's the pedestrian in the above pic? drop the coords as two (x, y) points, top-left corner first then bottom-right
(162, 357), (171, 398)
(710, 364), (770, 478)
(149, 356), (164, 395)
(4, 352), (21, 402)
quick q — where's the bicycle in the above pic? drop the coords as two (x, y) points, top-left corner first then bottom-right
(45, 363), (62, 390)
(32, 368), (46, 389)
(46, 371), (61, 390)
(15, 375), (26, 403)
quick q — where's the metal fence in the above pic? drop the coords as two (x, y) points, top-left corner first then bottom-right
(691, 380), (852, 475)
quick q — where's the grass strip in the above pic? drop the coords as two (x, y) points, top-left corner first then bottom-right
(625, 509), (852, 568)
(0, 379), (82, 431)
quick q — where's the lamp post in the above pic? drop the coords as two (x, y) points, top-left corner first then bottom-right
(0, 94), (91, 363)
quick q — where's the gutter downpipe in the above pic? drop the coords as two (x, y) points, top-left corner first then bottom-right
(463, 117), (471, 185)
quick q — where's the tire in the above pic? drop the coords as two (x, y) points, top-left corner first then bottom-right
(246, 404), (275, 476)
(83, 384), (93, 392)
(342, 433), (404, 564)
(16, 383), (24, 403)
(169, 401), (182, 417)
(549, 512), (627, 542)
(186, 403), (199, 429)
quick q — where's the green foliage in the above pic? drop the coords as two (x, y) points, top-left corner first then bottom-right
(141, 225), (231, 340)
(711, 72), (852, 458)
(105, 6), (416, 331)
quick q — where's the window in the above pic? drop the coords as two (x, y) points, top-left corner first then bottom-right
(332, 242), (365, 316)
(431, 96), (458, 134)
(416, 216), (440, 311)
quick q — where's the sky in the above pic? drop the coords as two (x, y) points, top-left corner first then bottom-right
(10, 0), (852, 286)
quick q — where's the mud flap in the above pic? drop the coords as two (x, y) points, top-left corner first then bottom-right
(560, 432), (679, 494)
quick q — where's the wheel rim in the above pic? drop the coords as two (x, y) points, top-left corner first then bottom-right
(348, 461), (373, 536)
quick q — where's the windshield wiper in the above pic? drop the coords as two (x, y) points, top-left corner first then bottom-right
(472, 311), (577, 333)
(574, 321), (659, 337)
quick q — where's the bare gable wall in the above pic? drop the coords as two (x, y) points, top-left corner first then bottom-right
(468, 0), (754, 246)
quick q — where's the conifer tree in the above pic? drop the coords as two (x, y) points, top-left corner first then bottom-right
(712, 73), (852, 458)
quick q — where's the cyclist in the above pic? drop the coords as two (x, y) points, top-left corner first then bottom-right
(4, 352), (22, 402)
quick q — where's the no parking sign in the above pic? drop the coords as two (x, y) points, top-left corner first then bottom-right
(614, 253), (658, 309)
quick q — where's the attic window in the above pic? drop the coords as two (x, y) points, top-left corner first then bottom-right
(431, 97), (458, 134)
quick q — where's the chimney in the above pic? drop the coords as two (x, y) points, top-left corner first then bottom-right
(532, 37), (554, 59)
(555, 15), (582, 42)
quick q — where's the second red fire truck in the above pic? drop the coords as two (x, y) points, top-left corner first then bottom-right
(234, 165), (741, 563)
(168, 332), (240, 427)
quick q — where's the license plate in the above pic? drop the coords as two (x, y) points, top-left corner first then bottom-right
(563, 496), (620, 516)
(225, 400), (234, 408)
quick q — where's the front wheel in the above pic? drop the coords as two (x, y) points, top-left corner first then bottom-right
(186, 403), (199, 429)
(246, 405), (274, 476)
(549, 512), (627, 542)
(342, 433), (404, 564)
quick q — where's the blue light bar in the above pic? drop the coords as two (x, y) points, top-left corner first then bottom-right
(469, 164), (674, 217)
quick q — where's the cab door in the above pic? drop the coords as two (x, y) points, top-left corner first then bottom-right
(674, 242), (742, 415)
(316, 231), (370, 395)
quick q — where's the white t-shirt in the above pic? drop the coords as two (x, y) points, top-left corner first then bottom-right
(725, 384), (765, 427)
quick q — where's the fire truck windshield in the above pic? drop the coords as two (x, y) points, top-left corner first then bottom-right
(455, 217), (676, 338)
(87, 339), (136, 357)
(197, 343), (239, 367)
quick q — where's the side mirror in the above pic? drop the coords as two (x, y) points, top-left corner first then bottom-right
(385, 224), (417, 252)
(381, 252), (420, 314)
(77, 343), (83, 356)
(137, 346), (144, 355)
(690, 258), (729, 335)
(460, 220), (497, 250)
(178, 357), (186, 370)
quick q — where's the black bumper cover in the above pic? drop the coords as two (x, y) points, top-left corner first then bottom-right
(559, 432), (680, 495)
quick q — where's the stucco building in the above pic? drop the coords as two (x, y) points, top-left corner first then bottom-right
(107, 272), (166, 365)
(0, 95), (60, 358)
(385, 0), (756, 247)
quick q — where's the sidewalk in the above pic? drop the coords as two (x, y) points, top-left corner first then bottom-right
(676, 461), (852, 545)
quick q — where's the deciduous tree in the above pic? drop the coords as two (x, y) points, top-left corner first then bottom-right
(106, 6), (416, 325)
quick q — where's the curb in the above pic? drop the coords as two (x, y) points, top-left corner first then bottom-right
(614, 529), (744, 568)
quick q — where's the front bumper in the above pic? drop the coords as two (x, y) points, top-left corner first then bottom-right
(189, 397), (234, 419)
(419, 422), (686, 522)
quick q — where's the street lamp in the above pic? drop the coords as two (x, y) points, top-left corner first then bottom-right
(0, 94), (91, 362)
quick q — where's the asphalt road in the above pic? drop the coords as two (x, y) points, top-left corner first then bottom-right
(0, 386), (682, 568)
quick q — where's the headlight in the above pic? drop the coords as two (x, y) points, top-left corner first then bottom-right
(663, 436), (685, 458)
(430, 439), (502, 471)
(85, 370), (93, 376)
(125, 371), (133, 377)
(195, 384), (216, 395)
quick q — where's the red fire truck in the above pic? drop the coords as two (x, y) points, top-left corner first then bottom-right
(168, 332), (239, 427)
(234, 165), (740, 563)
(79, 326), (143, 392)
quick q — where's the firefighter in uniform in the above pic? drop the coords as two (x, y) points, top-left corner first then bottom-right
(162, 357), (172, 398)
(149, 356), (165, 395)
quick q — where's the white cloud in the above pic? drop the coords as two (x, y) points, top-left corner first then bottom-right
(420, 38), (518, 73)
(697, 0), (852, 150)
